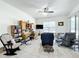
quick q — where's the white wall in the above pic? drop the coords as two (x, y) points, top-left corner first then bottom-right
(0, 1), (35, 48)
(36, 16), (70, 33)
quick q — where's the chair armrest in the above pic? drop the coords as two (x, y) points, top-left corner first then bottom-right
(5, 41), (13, 49)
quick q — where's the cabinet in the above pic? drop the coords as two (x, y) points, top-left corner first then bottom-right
(19, 20), (27, 31)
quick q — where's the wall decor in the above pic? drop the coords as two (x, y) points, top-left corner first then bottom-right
(58, 22), (64, 26)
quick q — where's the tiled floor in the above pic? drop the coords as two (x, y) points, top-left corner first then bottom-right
(0, 36), (79, 58)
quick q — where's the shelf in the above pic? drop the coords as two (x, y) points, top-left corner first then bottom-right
(11, 25), (22, 42)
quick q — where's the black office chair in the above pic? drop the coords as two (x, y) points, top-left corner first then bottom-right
(41, 33), (54, 52)
(0, 33), (21, 55)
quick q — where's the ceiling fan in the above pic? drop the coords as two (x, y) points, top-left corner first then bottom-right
(39, 7), (54, 13)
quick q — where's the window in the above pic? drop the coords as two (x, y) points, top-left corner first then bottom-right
(70, 16), (76, 32)
(43, 21), (55, 33)
(70, 16), (79, 40)
(76, 16), (79, 39)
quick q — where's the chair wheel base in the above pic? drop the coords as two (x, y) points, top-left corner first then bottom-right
(43, 45), (54, 53)
(4, 53), (17, 56)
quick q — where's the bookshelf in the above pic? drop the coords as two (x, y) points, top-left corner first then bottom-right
(11, 25), (22, 42)
(19, 20), (32, 40)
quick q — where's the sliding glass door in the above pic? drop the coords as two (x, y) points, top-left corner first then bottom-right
(76, 16), (79, 40)
(70, 16), (79, 40)
(70, 16), (76, 33)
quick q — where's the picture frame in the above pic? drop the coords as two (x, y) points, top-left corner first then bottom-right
(58, 22), (64, 26)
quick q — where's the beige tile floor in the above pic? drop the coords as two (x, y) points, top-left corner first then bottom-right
(0, 36), (79, 58)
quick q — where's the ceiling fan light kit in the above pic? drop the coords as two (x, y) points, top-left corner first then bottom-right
(39, 7), (54, 13)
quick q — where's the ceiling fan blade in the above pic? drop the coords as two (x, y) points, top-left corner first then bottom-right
(48, 11), (54, 13)
(45, 11), (54, 13)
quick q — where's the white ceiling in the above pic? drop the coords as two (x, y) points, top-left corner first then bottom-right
(2, 0), (79, 18)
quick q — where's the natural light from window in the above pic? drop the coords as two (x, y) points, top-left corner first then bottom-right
(76, 16), (78, 39)
(43, 21), (55, 33)
(71, 16), (76, 33)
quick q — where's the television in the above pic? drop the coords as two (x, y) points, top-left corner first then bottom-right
(36, 25), (43, 29)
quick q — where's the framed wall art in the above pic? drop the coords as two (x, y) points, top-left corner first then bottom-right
(58, 22), (64, 26)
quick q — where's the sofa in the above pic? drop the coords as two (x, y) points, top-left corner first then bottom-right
(62, 33), (76, 47)
(56, 33), (76, 47)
